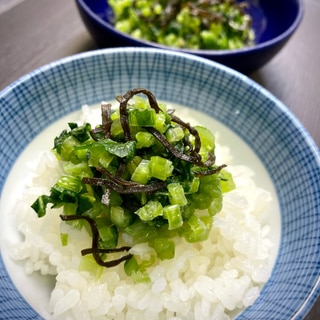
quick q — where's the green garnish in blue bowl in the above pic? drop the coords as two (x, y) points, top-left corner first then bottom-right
(31, 88), (234, 279)
(109, 0), (255, 50)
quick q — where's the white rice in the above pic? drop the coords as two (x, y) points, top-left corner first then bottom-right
(10, 106), (274, 320)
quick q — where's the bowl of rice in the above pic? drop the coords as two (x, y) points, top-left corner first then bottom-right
(75, 0), (304, 73)
(0, 48), (319, 319)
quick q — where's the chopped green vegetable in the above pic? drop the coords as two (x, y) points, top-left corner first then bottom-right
(131, 159), (150, 184)
(60, 233), (69, 246)
(31, 195), (51, 218)
(220, 169), (236, 193)
(124, 256), (151, 283)
(184, 215), (213, 242)
(110, 206), (133, 228)
(149, 237), (175, 260)
(163, 204), (183, 230)
(135, 200), (163, 221)
(125, 220), (158, 243)
(167, 182), (188, 206)
(149, 156), (174, 181)
(31, 87), (234, 275)
(109, 0), (255, 50)
(135, 131), (156, 148)
(79, 254), (104, 279)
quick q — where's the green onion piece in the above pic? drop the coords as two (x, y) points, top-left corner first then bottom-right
(184, 215), (213, 242)
(163, 204), (183, 230)
(220, 169), (236, 193)
(195, 125), (215, 152)
(68, 122), (92, 143)
(59, 136), (80, 161)
(108, 190), (124, 206)
(167, 182), (188, 206)
(77, 193), (96, 215)
(153, 112), (167, 133)
(70, 145), (89, 163)
(88, 143), (114, 169)
(50, 175), (83, 203)
(191, 174), (221, 210)
(166, 126), (185, 143)
(60, 233), (69, 246)
(131, 159), (150, 184)
(138, 254), (156, 268)
(124, 256), (150, 283)
(63, 202), (77, 216)
(181, 202), (195, 220)
(135, 200), (163, 221)
(148, 237), (175, 260)
(98, 139), (136, 159)
(63, 161), (93, 178)
(53, 129), (68, 154)
(208, 195), (223, 217)
(31, 195), (51, 218)
(110, 206), (133, 228)
(135, 131), (156, 148)
(129, 108), (156, 126)
(110, 118), (124, 137)
(185, 177), (200, 194)
(79, 254), (104, 279)
(124, 255), (139, 276)
(125, 220), (158, 243)
(96, 219), (118, 249)
(126, 155), (143, 175)
(83, 201), (111, 220)
(132, 95), (150, 109)
(149, 156), (174, 181)
(54, 123), (92, 162)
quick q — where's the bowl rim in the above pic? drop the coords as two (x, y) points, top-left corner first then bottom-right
(75, 0), (305, 56)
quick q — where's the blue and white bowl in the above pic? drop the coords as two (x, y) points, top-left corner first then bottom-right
(0, 48), (319, 319)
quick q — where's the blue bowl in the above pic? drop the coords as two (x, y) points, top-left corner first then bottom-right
(0, 48), (319, 319)
(75, 0), (304, 73)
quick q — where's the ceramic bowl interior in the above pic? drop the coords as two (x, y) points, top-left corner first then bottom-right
(0, 48), (319, 319)
(75, 0), (304, 73)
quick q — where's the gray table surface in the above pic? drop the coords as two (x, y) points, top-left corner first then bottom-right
(0, 0), (319, 319)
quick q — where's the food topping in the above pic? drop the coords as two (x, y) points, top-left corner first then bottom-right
(109, 0), (255, 50)
(31, 88), (235, 275)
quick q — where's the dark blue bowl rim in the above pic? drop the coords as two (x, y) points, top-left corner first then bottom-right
(76, 0), (305, 56)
